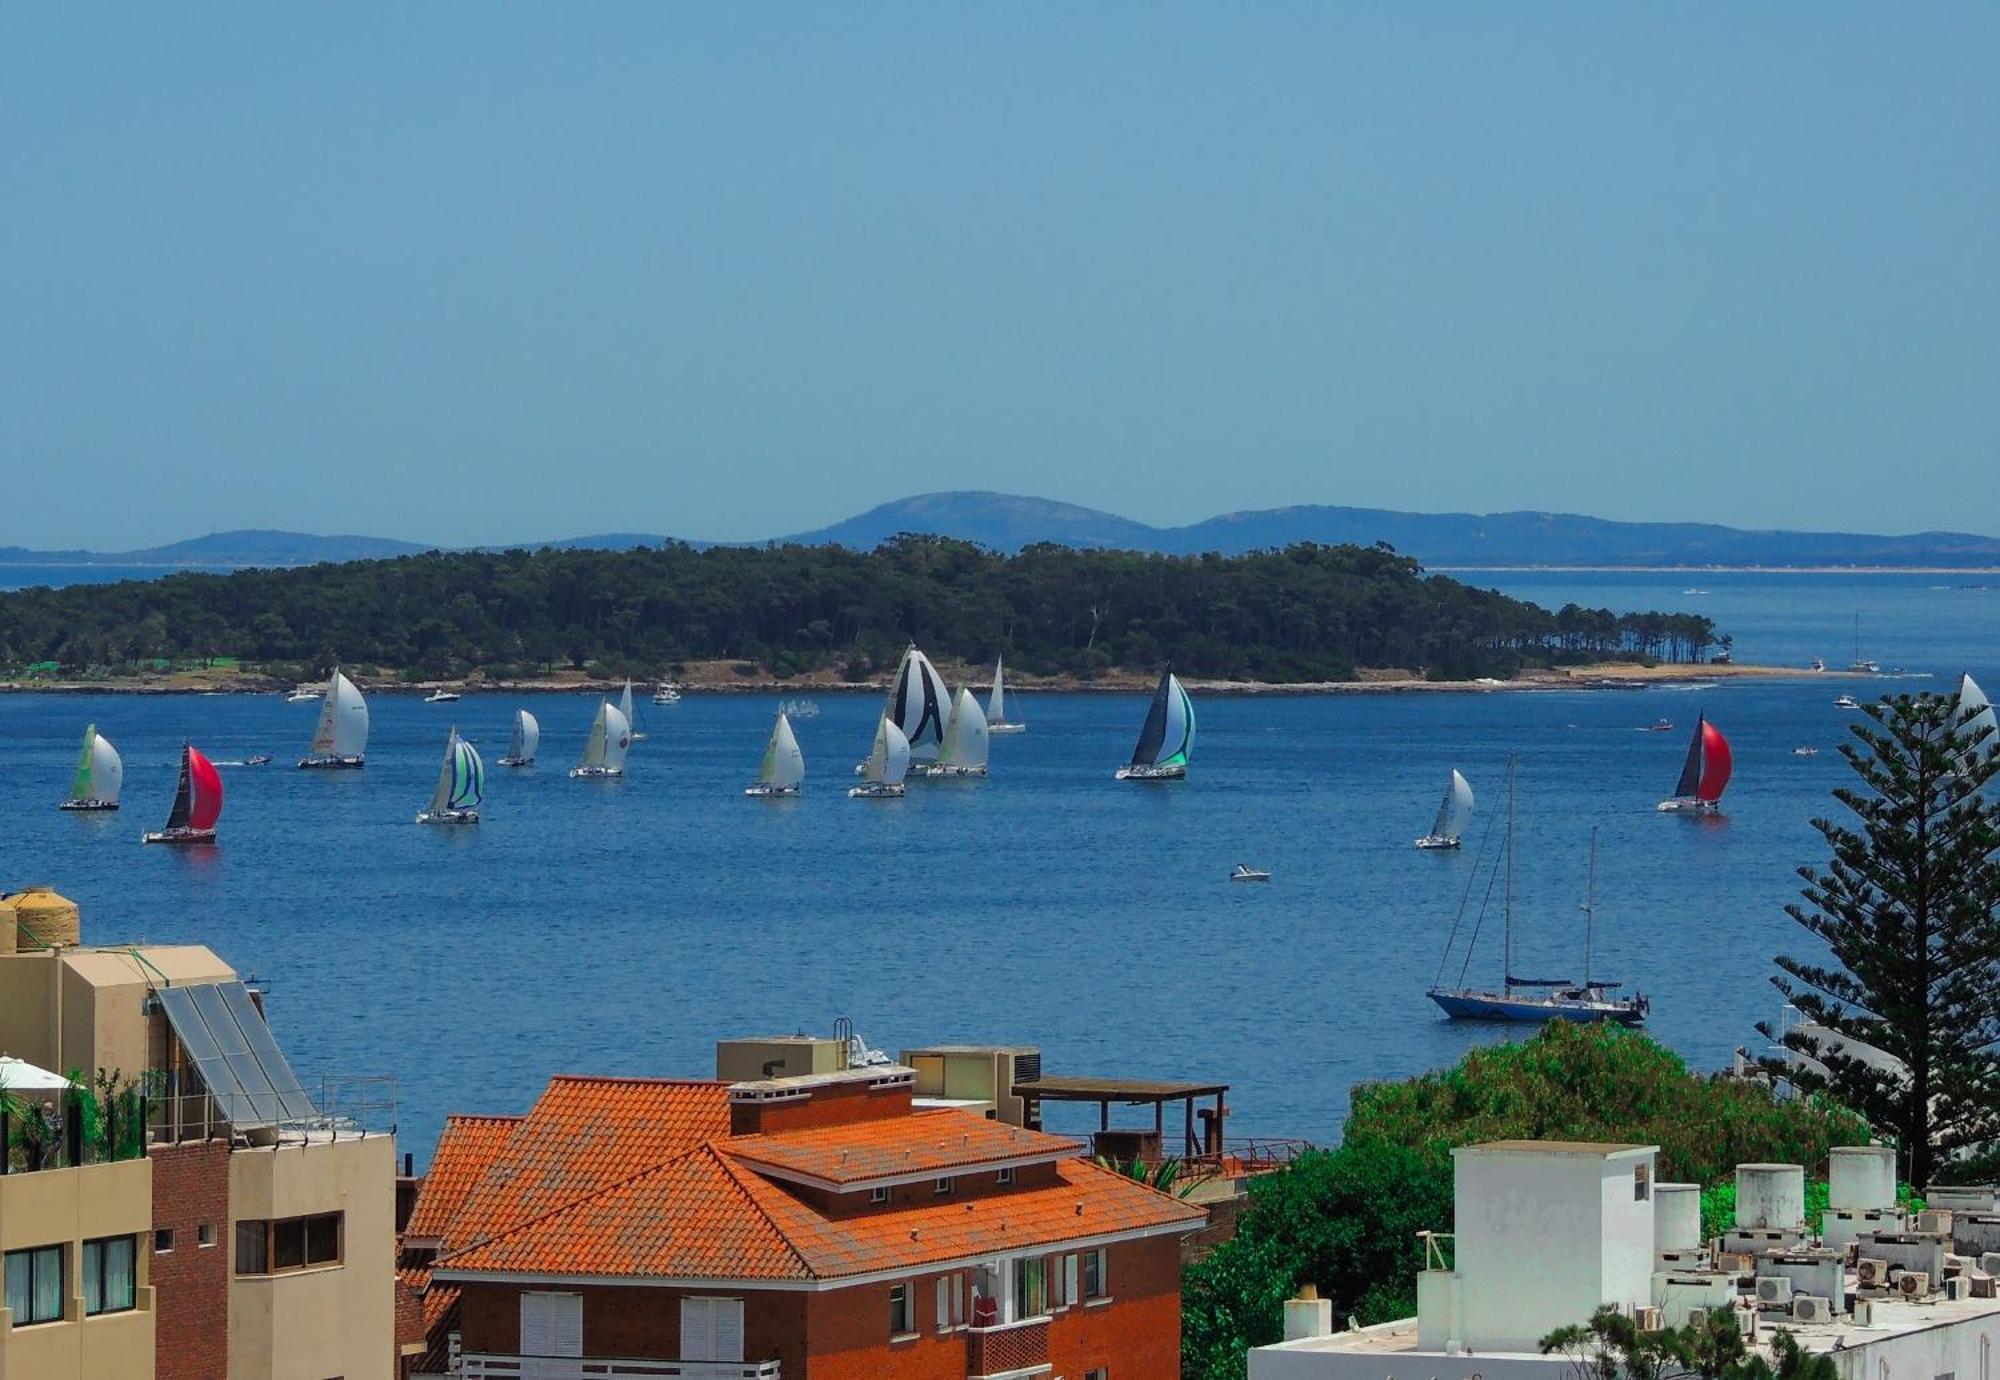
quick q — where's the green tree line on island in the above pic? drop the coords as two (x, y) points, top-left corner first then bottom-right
(0, 536), (1720, 683)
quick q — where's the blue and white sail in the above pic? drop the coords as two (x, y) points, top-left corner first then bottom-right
(882, 645), (952, 762)
(1119, 667), (1194, 777)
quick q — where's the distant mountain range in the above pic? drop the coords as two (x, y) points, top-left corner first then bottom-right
(7, 493), (2000, 572)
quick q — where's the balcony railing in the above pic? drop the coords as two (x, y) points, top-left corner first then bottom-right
(967, 1315), (1051, 1377)
(460, 1354), (780, 1380)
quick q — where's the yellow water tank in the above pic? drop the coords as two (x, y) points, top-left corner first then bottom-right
(0, 888), (82, 950)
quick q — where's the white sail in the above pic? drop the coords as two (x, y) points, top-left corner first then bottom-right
(91, 730), (124, 804)
(882, 644), (952, 761)
(760, 712), (806, 789)
(426, 729), (459, 815)
(1959, 674), (1997, 765)
(310, 669), (370, 758)
(618, 680), (636, 723)
(601, 702), (632, 773)
(862, 717), (912, 785)
(1431, 769), (1474, 841)
(987, 658), (1009, 723)
(511, 709), (540, 761)
(939, 688), (990, 769)
(578, 703), (609, 770)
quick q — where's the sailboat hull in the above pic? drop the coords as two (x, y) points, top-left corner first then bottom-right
(59, 799), (120, 812)
(415, 809), (480, 824)
(848, 783), (905, 799)
(1655, 797), (1721, 814)
(987, 723), (1027, 736)
(142, 828), (216, 846)
(744, 784), (801, 798)
(912, 763), (989, 778)
(568, 766), (623, 780)
(1427, 987), (1648, 1025)
(1413, 835), (1460, 850)
(1116, 764), (1186, 781)
(298, 756), (365, 770)
(497, 756), (535, 767)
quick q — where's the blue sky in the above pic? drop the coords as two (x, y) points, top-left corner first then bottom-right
(4, 6), (1994, 548)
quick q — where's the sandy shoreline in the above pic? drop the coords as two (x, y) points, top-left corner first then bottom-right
(0, 660), (1859, 698)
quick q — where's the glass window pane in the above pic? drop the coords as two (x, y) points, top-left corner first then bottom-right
(83, 1240), (103, 1315)
(103, 1238), (135, 1312)
(32, 1246), (62, 1323)
(305, 1214), (340, 1265)
(272, 1219), (305, 1271)
(4, 1251), (29, 1323)
(235, 1220), (268, 1275)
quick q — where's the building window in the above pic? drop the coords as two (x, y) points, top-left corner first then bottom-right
(3, 1244), (64, 1326)
(522, 1291), (584, 1359)
(235, 1213), (342, 1275)
(934, 1176), (954, 1195)
(996, 1166), (1015, 1185)
(154, 1227), (174, 1253)
(869, 1186), (890, 1205)
(890, 1282), (913, 1335)
(1634, 1163), (1650, 1202)
(1086, 1370), (1109, 1380)
(1059, 1252), (1079, 1308)
(197, 1223), (216, 1248)
(936, 1273), (964, 1331)
(83, 1236), (138, 1315)
(1082, 1247), (1109, 1299)
(681, 1296), (744, 1363)
(1013, 1256), (1047, 1318)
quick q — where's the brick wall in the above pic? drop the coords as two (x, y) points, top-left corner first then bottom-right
(150, 1140), (232, 1380)
(730, 1081), (913, 1136)
(458, 1280), (809, 1375)
(1048, 1235), (1186, 1380)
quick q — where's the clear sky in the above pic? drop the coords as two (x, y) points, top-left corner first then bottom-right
(4, 5), (1994, 549)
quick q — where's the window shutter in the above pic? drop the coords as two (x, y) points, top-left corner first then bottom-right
(682, 1297), (716, 1361)
(936, 1277), (951, 1330)
(714, 1299), (745, 1362)
(550, 1292), (583, 1358)
(1064, 1253), (1079, 1307)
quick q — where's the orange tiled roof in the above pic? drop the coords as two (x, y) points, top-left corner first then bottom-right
(440, 1131), (1204, 1284)
(726, 1108), (1082, 1186)
(446, 1076), (729, 1248)
(404, 1113), (522, 1243)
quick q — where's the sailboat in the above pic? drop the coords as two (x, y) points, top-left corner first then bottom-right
(882, 644), (953, 764)
(917, 689), (990, 778)
(1116, 667), (1194, 780)
(1848, 614), (1879, 674)
(849, 718), (911, 799)
(1954, 673), (1996, 770)
(619, 680), (648, 741)
(986, 658), (1026, 735)
(298, 668), (369, 769)
(499, 709), (540, 767)
(1427, 767), (1648, 1025)
(417, 727), (484, 824)
(746, 712), (806, 797)
(58, 723), (123, 812)
(1414, 770), (1473, 849)
(1656, 714), (1732, 814)
(570, 701), (632, 779)
(143, 743), (223, 845)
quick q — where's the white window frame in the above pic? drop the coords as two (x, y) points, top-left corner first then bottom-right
(520, 1290), (583, 1358)
(936, 1272), (965, 1332)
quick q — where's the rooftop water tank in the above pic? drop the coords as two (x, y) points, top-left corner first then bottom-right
(1829, 1145), (1897, 1211)
(1655, 1182), (1703, 1252)
(1736, 1163), (1806, 1230)
(0, 888), (81, 950)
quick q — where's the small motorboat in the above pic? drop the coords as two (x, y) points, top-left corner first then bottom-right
(1793, 746), (1819, 757)
(652, 683), (682, 705)
(1835, 695), (1861, 710)
(1808, 658), (1826, 672)
(284, 686), (319, 703)
(424, 689), (461, 704)
(1230, 865), (1271, 883)
(1644, 719), (1674, 733)
(244, 755), (272, 766)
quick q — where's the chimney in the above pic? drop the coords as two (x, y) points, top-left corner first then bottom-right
(1284, 1283), (1333, 1341)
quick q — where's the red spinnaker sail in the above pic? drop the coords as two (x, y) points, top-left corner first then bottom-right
(187, 745), (223, 831)
(1697, 720), (1732, 803)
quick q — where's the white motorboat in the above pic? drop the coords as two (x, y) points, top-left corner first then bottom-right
(1414, 769), (1473, 849)
(416, 726), (484, 824)
(284, 685), (319, 703)
(1792, 746), (1819, 757)
(298, 668), (369, 768)
(985, 657), (1026, 735)
(1230, 865), (1271, 882)
(498, 709), (539, 767)
(745, 712), (805, 797)
(424, 689), (461, 704)
(914, 688), (989, 778)
(570, 701), (631, 779)
(1116, 666), (1194, 780)
(849, 717), (910, 799)
(58, 723), (123, 812)
(1834, 695), (1861, 710)
(652, 683), (682, 706)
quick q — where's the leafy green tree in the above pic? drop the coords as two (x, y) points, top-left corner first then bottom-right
(1760, 691), (2000, 1187)
(1543, 1304), (1836, 1380)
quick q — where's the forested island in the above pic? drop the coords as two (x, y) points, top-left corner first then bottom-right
(0, 536), (1721, 686)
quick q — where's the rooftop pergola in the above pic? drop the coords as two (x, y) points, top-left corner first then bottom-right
(1012, 1076), (1229, 1161)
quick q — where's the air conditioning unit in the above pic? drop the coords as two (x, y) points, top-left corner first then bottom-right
(1792, 1295), (1833, 1324)
(1982, 1252), (2000, 1276)
(1688, 1307), (1712, 1330)
(1947, 1276), (1972, 1302)
(1857, 1257), (1890, 1288)
(1635, 1307), (1663, 1332)
(1852, 1298), (1875, 1326)
(1917, 1210), (1954, 1237)
(1899, 1271), (1931, 1298)
(1756, 1277), (1794, 1307)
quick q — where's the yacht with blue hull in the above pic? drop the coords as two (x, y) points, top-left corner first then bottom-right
(1426, 762), (1649, 1026)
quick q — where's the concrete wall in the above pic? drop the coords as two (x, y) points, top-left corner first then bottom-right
(228, 1132), (397, 1380)
(0, 1157), (156, 1380)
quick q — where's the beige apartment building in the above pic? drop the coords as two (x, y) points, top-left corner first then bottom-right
(0, 887), (406, 1379)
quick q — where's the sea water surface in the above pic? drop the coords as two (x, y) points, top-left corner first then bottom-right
(5, 571), (2000, 1163)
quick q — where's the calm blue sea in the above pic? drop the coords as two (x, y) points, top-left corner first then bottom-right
(5, 570), (2000, 1165)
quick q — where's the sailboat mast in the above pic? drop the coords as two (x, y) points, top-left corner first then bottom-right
(1504, 758), (1516, 991)
(1583, 827), (1597, 987)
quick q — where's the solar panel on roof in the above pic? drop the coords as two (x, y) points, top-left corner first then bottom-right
(153, 980), (316, 1131)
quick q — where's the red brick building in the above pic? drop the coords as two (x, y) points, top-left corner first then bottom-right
(403, 1063), (1204, 1378)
